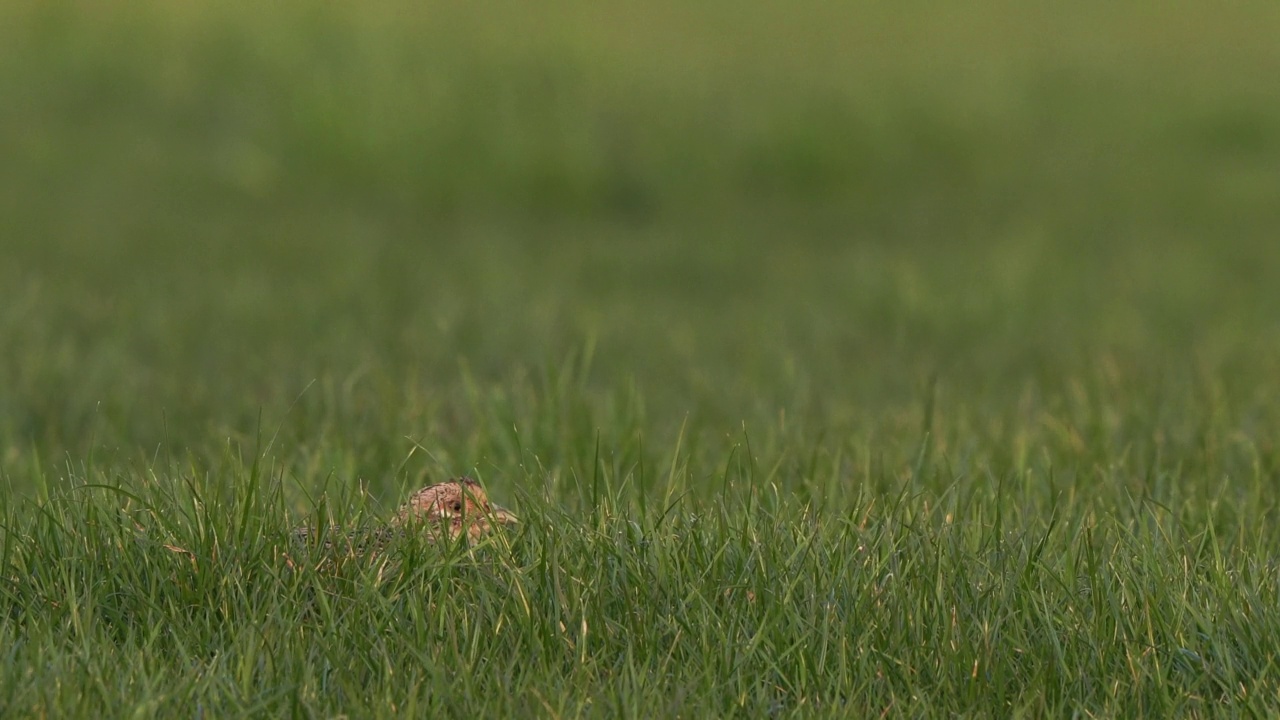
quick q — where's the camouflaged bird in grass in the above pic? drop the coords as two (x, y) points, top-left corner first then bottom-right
(291, 477), (518, 553)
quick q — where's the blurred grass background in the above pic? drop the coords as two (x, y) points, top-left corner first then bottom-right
(1, 0), (1279, 503)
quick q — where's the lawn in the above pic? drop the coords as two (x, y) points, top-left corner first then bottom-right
(2, 0), (1280, 716)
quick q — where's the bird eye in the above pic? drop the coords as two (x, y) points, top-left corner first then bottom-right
(451, 501), (463, 513)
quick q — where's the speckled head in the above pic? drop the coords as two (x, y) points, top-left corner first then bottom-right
(392, 477), (518, 539)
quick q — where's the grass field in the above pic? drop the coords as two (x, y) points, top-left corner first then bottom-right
(3, 0), (1280, 716)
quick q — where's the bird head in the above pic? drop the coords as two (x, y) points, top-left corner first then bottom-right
(392, 477), (518, 539)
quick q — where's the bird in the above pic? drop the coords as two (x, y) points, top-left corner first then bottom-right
(391, 476), (519, 540)
(291, 477), (518, 554)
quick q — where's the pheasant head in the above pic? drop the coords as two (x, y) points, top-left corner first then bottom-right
(391, 477), (518, 540)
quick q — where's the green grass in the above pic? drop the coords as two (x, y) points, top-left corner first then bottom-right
(3, 0), (1280, 716)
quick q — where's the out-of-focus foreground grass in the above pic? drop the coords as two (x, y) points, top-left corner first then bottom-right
(2, 1), (1280, 716)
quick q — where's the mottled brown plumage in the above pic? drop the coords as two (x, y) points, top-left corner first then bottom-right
(391, 477), (518, 539)
(291, 477), (517, 553)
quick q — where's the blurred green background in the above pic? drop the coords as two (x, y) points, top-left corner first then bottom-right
(2, 0), (1279, 507)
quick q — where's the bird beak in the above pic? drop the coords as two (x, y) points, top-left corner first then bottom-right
(489, 504), (518, 525)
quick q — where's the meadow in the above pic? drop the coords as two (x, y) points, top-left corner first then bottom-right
(2, 0), (1280, 716)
